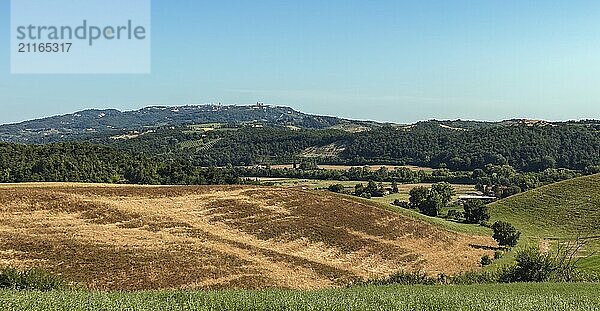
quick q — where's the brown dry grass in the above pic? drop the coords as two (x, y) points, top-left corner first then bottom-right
(0, 183), (495, 291)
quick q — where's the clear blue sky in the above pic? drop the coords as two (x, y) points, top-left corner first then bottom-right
(1, 0), (600, 124)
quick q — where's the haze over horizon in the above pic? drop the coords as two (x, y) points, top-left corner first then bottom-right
(2, 102), (599, 127)
(1, 0), (600, 124)
(1, 102), (598, 126)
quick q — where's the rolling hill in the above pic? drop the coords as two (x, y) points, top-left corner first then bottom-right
(0, 104), (380, 143)
(489, 173), (600, 271)
(489, 173), (600, 237)
(0, 183), (495, 291)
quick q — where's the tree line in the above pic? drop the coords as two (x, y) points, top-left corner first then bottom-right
(0, 142), (241, 185)
(1, 142), (590, 197)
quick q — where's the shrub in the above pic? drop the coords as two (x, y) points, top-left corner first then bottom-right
(359, 270), (438, 286)
(494, 251), (504, 260)
(449, 270), (497, 285)
(498, 248), (556, 283)
(447, 209), (464, 221)
(354, 183), (365, 196)
(354, 247), (597, 287)
(496, 246), (595, 283)
(0, 267), (66, 291)
(384, 271), (438, 285)
(393, 199), (410, 209)
(328, 184), (345, 193)
(480, 255), (493, 266)
(491, 221), (521, 247)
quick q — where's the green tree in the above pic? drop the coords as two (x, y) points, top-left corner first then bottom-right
(328, 184), (345, 193)
(492, 221), (521, 247)
(430, 182), (455, 206)
(391, 180), (399, 193)
(366, 180), (378, 194)
(463, 200), (490, 224)
(409, 186), (429, 209)
(420, 192), (443, 217)
(354, 183), (365, 196)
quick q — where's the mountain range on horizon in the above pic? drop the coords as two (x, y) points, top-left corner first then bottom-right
(1, 103), (599, 144)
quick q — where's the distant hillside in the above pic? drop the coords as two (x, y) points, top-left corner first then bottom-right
(64, 119), (600, 171)
(0, 104), (380, 143)
(7, 103), (596, 144)
(1, 104), (599, 172)
(342, 122), (600, 171)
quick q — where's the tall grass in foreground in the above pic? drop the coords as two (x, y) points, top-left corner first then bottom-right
(1, 283), (600, 311)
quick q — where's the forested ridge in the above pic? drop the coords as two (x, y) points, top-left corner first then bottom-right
(2, 105), (599, 173)
(92, 122), (600, 172)
(106, 127), (350, 167)
(1, 139), (594, 194)
(2, 107), (599, 181)
(343, 124), (600, 171)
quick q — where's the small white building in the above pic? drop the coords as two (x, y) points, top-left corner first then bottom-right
(458, 195), (497, 202)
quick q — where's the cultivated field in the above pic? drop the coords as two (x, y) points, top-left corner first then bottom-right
(0, 184), (495, 291)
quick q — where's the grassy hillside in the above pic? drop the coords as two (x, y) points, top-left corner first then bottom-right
(489, 173), (600, 237)
(489, 174), (600, 271)
(0, 184), (494, 291)
(2, 283), (600, 311)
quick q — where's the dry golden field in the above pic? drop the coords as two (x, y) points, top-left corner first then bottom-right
(0, 183), (495, 291)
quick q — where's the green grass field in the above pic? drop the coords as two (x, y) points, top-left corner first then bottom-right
(489, 174), (600, 272)
(2, 283), (599, 311)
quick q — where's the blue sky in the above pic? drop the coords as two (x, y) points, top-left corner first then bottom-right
(1, 0), (600, 124)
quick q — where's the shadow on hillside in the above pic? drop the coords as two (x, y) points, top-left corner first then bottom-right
(469, 244), (504, 251)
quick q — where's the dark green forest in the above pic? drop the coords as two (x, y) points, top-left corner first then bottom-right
(93, 122), (600, 172)
(0, 143), (241, 185)
(343, 123), (600, 171)
(1, 140), (592, 195)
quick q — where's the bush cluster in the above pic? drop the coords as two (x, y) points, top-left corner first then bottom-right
(355, 248), (599, 287)
(0, 268), (66, 291)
